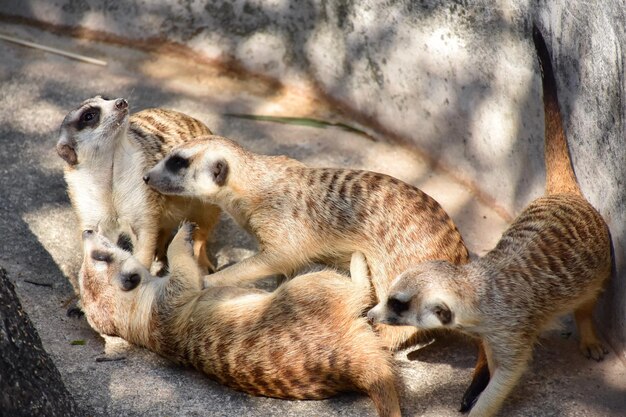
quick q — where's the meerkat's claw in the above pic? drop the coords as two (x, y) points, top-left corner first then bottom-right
(580, 340), (608, 361)
(66, 306), (85, 318)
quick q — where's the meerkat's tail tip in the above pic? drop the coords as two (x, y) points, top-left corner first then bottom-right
(532, 23), (581, 196)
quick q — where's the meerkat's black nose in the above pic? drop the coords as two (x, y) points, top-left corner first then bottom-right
(115, 98), (128, 110)
(143, 174), (150, 184)
(82, 230), (94, 240)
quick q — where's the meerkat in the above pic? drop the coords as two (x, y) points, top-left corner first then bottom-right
(78, 224), (401, 417)
(56, 96), (221, 278)
(367, 25), (612, 417)
(142, 130), (491, 401)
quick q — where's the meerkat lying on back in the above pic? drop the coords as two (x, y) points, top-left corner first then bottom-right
(368, 26), (612, 417)
(56, 96), (221, 277)
(79, 224), (401, 417)
(143, 132), (491, 405)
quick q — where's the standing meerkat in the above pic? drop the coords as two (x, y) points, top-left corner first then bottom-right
(368, 26), (612, 417)
(78, 224), (401, 417)
(143, 130), (491, 404)
(56, 96), (221, 276)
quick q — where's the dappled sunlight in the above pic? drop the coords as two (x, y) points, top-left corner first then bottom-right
(235, 31), (288, 79)
(1, 3), (623, 416)
(22, 203), (80, 282)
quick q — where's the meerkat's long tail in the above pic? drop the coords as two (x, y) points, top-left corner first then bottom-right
(532, 24), (581, 196)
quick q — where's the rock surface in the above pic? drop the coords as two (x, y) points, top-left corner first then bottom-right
(0, 268), (79, 417)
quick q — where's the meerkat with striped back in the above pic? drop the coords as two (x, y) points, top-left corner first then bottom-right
(143, 130), (491, 402)
(368, 25), (612, 417)
(78, 224), (401, 417)
(56, 96), (221, 281)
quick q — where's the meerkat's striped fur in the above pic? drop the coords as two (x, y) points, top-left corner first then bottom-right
(368, 26), (612, 417)
(143, 130), (491, 402)
(56, 96), (221, 279)
(78, 224), (401, 417)
(143, 136), (470, 343)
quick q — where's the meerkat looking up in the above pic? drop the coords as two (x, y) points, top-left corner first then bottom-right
(143, 131), (491, 404)
(78, 225), (401, 417)
(368, 25), (612, 417)
(56, 96), (221, 278)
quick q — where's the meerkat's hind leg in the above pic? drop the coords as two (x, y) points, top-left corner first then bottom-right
(460, 340), (491, 412)
(574, 298), (608, 361)
(352, 334), (401, 417)
(362, 369), (401, 417)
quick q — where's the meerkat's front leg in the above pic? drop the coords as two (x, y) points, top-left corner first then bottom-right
(134, 223), (160, 271)
(468, 340), (531, 417)
(203, 252), (278, 288)
(574, 298), (608, 361)
(167, 223), (203, 291)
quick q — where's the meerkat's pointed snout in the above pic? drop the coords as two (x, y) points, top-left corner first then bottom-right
(366, 308), (377, 323)
(367, 304), (386, 324)
(115, 98), (128, 110)
(82, 229), (95, 240)
(143, 174), (150, 184)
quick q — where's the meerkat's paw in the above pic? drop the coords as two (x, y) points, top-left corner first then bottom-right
(202, 275), (225, 288)
(66, 305), (85, 318)
(580, 338), (608, 361)
(170, 222), (197, 256)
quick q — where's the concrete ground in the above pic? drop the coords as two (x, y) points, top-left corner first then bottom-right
(0, 22), (623, 417)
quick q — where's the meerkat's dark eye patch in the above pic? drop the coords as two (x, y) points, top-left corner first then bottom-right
(116, 233), (134, 253)
(211, 159), (229, 186)
(431, 303), (452, 325)
(77, 107), (101, 130)
(165, 154), (189, 173)
(91, 250), (113, 263)
(387, 296), (410, 315)
(119, 273), (141, 291)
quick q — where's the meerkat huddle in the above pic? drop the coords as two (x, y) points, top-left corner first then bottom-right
(56, 26), (611, 417)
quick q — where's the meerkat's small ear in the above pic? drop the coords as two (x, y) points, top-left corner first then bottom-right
(431, 303), (452, 325)
(211, 159), (229, 186)
(56, 134), (78, 165)
(118, 272), (141, 291)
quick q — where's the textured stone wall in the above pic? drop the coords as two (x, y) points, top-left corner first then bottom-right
(1, 0), (623, 360)
(0, 268), (79, 416)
